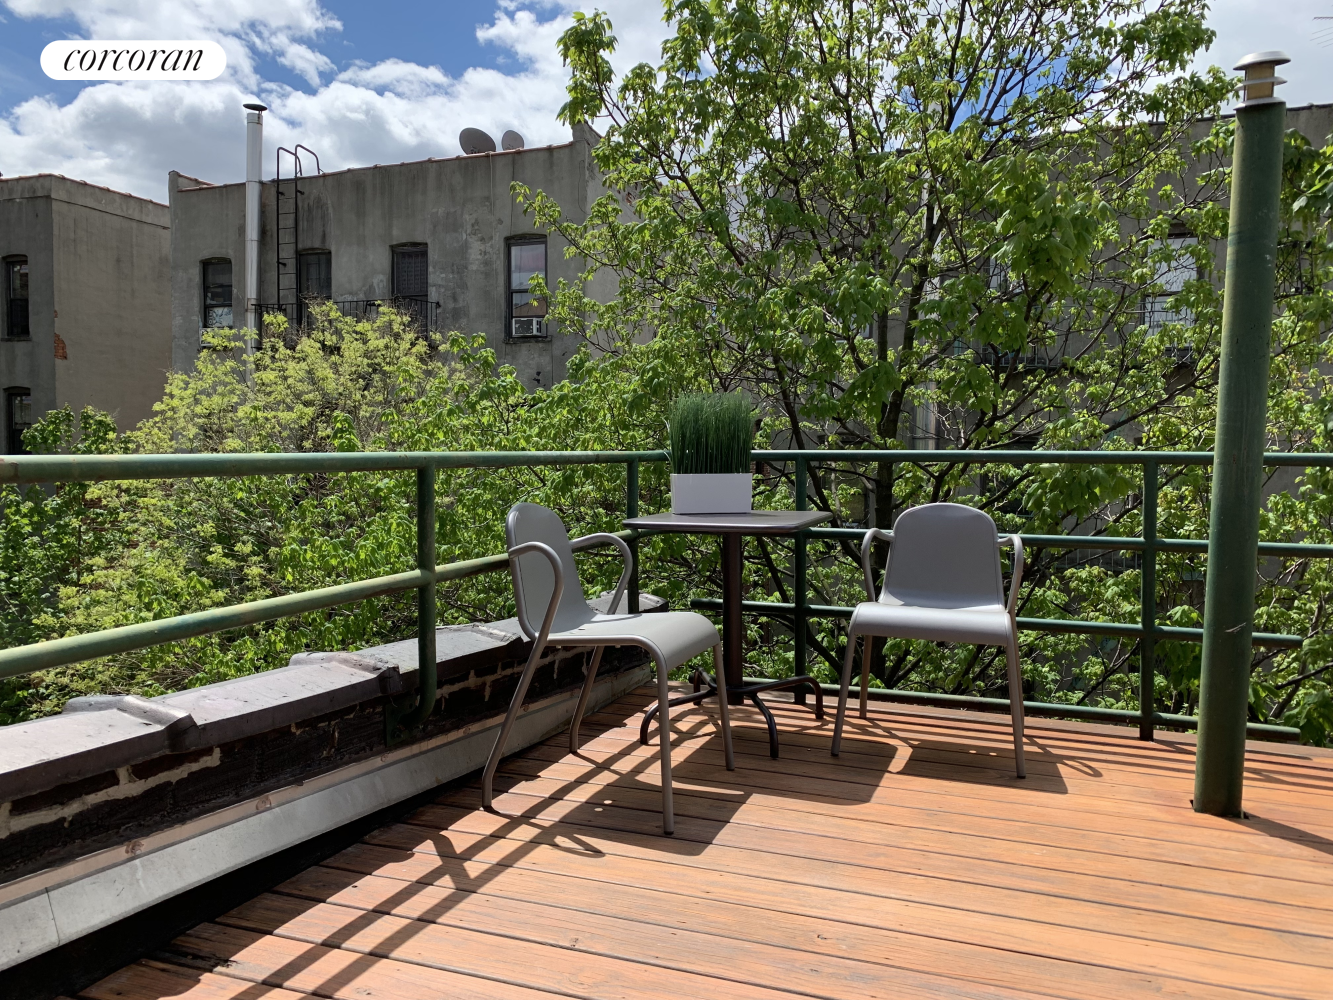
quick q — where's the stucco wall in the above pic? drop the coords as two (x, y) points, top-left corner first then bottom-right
(48, 179), (171, 430)
(0, 175), (171, 439)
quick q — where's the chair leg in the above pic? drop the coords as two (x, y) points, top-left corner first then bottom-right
(859, 634), (873, 719)
(655, 653), (674, 835)
(712, 643), (735, 770)
(568, 646), (605, 754)
(1005, 633), (1027, 779)
(831, 628), (860, 757)
(482, 638), (546, 810)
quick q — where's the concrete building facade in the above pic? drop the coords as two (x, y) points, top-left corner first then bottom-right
(0, 175), (172, 452)
(169, 124), (606, 390)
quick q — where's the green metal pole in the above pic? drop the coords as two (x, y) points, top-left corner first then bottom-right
(627, 459), (640, 613)
(1195, 55), (1287, 816)
(393, 464), (438, 737)
(1139, 459), (1157, 741)
(795, 456), (808, 679)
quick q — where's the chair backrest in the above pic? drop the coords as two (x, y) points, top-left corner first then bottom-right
(881, 503), (1004, 609)
(506, 503), (596, 638)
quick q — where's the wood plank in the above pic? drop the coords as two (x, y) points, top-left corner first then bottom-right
(604, 692), (1333, 789)
(324, 836), (1332, 966)
(416, 788), (1333, 914)
(524, 721), (1333, 827)
(224, 891), (1071, 1000)
(612, 688), (1333, 774)
(80, 960), (316, 999)
(498, 725), (1333, 844)
(361, 815), (1333, 954)
(490, 753), (1333, 861)
(468, 770), (1333, 884)
(279, 855), (1329, 998)
(77, 692), (1333, 1000)
(165, 922), (563, 1000)
(589, 702), (1333, 805)
(616, 684), (1333, 766)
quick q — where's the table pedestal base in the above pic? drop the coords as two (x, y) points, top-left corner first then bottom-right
(639, 672), (824, 759)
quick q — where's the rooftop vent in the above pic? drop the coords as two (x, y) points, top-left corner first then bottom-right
(501, 130), (525, 151)
(459, 128), (496, 154)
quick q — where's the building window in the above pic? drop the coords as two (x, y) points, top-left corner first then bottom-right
(392, 245), (427, 300)
(201, 259), (233, 329)
(4, 258), (29, 340)
(1143, 236), (1197, 333)
(298, 250), (332, 301)
(507, 237), (547, 340)
(5, 388), (32, 454)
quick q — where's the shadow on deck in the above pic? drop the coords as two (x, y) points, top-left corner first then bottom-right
(77, 686), (1333, 1000)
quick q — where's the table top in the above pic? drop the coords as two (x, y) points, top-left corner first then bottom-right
(623, 510), (833, 535)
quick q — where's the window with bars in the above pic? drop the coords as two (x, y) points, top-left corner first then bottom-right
(507, 237), (547, 340)
(4, 258), (29, 340)
(201, 259), (233, 329)
(298, 250), (332, 301)
(393, 245), (428, 299)
(5, 388), (32, 454)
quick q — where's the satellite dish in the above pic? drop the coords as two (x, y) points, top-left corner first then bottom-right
(459, 127), (496, 154)
(501, 130), (525, 151)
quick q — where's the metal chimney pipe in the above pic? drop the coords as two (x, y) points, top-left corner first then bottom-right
(243, 102), (267, 349)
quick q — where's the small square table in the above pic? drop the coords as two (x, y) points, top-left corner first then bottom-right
(622, 509), (833, 757)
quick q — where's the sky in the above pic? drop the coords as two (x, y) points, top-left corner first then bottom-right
(0, 0), (1330, 203)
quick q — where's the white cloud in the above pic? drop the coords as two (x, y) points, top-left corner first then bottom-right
(4, 0), (340, 87)
(0, 0), (671, 200)
(7, 1), (1330, 204)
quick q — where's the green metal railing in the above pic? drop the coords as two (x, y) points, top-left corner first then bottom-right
(0, 447), (1326, 741)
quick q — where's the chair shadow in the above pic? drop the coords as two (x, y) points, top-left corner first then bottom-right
(165, 691), (1084, 999)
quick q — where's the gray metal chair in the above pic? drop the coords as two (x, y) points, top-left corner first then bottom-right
(482, 502), (734, 834)
(832, 502), (1027, 777)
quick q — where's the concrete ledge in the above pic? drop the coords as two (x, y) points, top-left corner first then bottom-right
(0, 592), (661, 805)
(0, 661), (650, 971)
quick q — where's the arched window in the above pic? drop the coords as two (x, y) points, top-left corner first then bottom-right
(201, 258), (233, 328)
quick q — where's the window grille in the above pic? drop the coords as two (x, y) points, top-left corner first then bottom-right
(4, 258), (29, 340)
(201, 259), (233, 329)
(298, 250), (332, 301)
(5, 387), (32, 454)
(507, 238), (548, 340)
(393, 246), (428, 298)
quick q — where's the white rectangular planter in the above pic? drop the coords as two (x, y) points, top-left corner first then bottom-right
(671, 473), (753, 514)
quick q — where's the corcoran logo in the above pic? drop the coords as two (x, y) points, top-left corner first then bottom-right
(41, 40), (226, 81)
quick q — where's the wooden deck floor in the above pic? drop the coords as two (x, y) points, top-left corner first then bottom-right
(80, 687), (1333, 1000)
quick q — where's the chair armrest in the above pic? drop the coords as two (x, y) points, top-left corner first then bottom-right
(508, 541), (565, 644)
(570, 532), (634, 614)
(998, 534), (1024, 616)
(860, 528), (893, 602)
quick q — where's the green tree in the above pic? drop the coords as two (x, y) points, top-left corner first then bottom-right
(518, 0), (1333, 737)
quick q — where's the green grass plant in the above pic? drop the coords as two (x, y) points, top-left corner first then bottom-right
(668, 392), (754, 475)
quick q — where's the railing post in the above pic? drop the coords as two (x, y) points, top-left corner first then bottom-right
(627, 459), (640, 613)
(795, 456), (808, 680)
(1140, 459), (1158, 741)
(389, 463), (438, 742)
(1196, 53), (1287, 816)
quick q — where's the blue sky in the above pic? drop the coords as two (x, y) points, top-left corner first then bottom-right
(0, 2), (517, 109)
(0, 1), (1329, 202)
